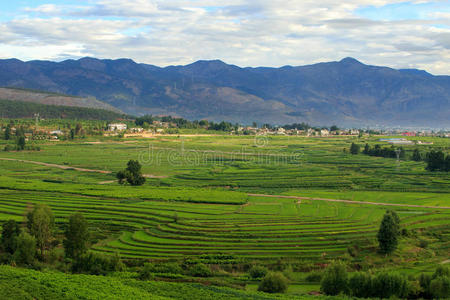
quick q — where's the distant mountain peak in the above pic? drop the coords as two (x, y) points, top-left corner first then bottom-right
(339, 57), (363, 65)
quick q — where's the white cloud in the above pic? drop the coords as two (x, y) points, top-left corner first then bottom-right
(0, 0), (448, 74)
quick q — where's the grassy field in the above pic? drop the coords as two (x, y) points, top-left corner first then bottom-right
(0, 134), (448, 297)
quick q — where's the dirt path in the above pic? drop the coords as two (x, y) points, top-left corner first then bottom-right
(248, 193), (450, 210)
(0, 157), (168, 179)
(0, 157), (112, 174)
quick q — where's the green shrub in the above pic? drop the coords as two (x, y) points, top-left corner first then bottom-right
(258, 272), (289, 293)
(71, 252), (124, 275)
(419, 239), (429, 249)
(14, 232), (36, 265)
(433, 265), (450, 278)
(348, 272), (372, 298)
(188, 263), (212, 277)
(419, 273), (432, 298)
(430, 276), (450, 299)
(305, 271), (322, 282)
(249, 265), (268, 279)
(140, 262), (183, 275)
(320, 261), (348, 296)
(372, 272), (408, 299)
(139, 263), (155, 281)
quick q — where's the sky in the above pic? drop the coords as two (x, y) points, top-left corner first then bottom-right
(0, 0), (449, 74)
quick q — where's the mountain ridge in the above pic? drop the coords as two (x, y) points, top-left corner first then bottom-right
(0, 57), (448, 127)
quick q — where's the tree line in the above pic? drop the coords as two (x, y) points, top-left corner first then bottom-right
(349, 143), (449, 171)
(135, 115), (236, 132)
(320, 262), (449, 299)
(0, 205), (123, 275)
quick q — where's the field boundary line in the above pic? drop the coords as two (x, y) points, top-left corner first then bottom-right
(0, 157), (112, 173)
(248, 193), (450, 209)
(0, 157), (168, 178)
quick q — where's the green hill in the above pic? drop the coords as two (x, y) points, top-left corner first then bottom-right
(0, 87), (121, 113)
(0, 99), (126, 120)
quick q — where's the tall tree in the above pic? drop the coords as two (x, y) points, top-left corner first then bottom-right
(426, 150), (445, 171)
(363, 143), (370, 155)
(1, 220), (21, 254)
(4, 124), (11, 140)
(16, 136), (26, 150)
(350, 143), (360, 155)
(117, 160), (146, 186)
(27, 204), (55, 257)
(377, 210), (400, 254)
(14, 231), (36, 265)
(320, 261), (348, 295)
(412, 148), (422, 161)
(64, 213), (90, 259)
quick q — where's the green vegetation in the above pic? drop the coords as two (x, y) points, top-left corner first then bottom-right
(0, 123), (448, 298)
(0, 99), (126, 120)
(117, 160), (146, 186)
(377, 210), (400, 254)
(258, 272), (289, 293)
(63, 213), (90, 259)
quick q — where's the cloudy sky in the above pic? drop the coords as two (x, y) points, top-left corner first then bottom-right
(0, 0), (449, 74)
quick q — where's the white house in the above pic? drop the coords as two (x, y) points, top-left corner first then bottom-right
(108, 123), (127, 131)
(320, 129), (329, 136)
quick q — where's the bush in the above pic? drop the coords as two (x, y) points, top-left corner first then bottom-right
(188, 263), (212, 277)
(372, 272), (408, 299)
(430, 276), (450, 299)
(140, 262), (183, 275)
(320, 261), (348, 295)
(348, 272), (372, 298)
(249, 265), (268, 279)
(139, 263), (155, 281)
(419, 239), (429, 249)
(258, 272), (289, 293)
(14, 232), (36, 265)
(71, 252), (125, 275)
(305, 271), (322, 282)
(433, 265), (450, 279)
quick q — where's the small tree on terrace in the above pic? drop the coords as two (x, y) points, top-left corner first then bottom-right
(16, 136), (26, 150)
(117, 160), (146, 186)
(4, 124), (11, 140)
(64, 213), (90, 259)
(363, 143), (370, 154)
(377, 210), (400, 254)
(320, 261), (348, 295)
(412, 148), (422, 161)
(350, 143), (360, 155)
(27, 204), (55, 257)
(0, 220), (21, 254)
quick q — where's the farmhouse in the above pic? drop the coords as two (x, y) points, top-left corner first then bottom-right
(108, 123), (127, 131)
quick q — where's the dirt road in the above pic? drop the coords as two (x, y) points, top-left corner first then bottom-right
(0, 158), (167, 178)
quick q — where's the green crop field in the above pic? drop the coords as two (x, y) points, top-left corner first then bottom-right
(0, 133), (449, 298)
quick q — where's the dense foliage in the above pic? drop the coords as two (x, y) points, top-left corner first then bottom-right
(426, 150), (450, 171)
(320, 264), (450, 299)
(377, 210), (400, 254)
(258, 272), (289, 293)
(117, 160), (146, 186)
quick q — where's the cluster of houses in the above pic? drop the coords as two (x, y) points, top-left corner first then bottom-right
(235, 127), (361, 137)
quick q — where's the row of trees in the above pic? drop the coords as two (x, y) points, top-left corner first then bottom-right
(350, 143), (449, 172)
(0, 205), (90, 265)
(350, 143), (406, 159)
(424, 150), (450, 171)
(321, 262), (449, 299)
(135, 115), (237, 132)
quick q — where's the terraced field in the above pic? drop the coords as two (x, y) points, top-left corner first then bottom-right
(0, 134), (448, 264)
